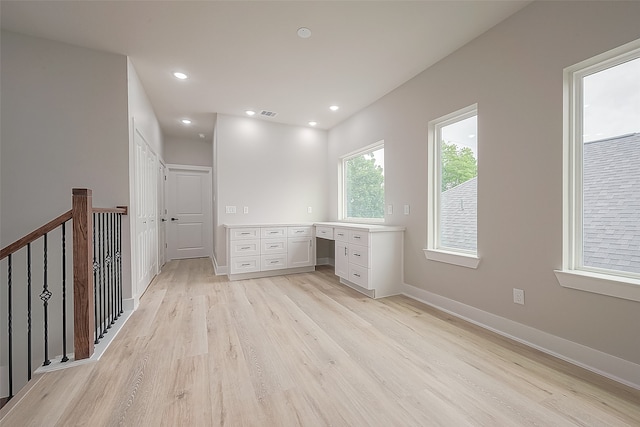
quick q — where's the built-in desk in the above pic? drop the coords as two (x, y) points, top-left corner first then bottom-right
(314, 222), (405, 298)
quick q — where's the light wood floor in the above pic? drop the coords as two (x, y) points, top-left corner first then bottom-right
(1, 258), (639, 426)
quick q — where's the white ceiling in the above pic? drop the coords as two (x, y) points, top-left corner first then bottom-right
(1, 1), (530, 141)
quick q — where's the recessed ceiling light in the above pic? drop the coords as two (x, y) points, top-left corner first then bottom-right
(308, 121), (317, 126)
(173, 72), (188, 80)
(181, 119), (192, 125)
(329, 105), (339, 111)
(297, 27), (311, 39)
(245, 110), (256, 116)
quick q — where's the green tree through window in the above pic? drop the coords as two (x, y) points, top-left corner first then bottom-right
(345, 149), (384, 219)
(441, 141), (477, 191)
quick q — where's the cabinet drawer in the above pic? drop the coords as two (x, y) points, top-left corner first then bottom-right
(348, 264), (371, 289)
(288, 226), (312, 237)
(349, 243), (369, 268)
(334, 228), (349, 242)
(230, 228), (260, 240)
(261, 254), (287, 271)
(261, 227), (287, 238)
(261, 238), (287, 254)
(315, 226), (334, 240)
(349, 230), (370, 246)
(230, 256), (260, 274)
(230, 239), (260, 257)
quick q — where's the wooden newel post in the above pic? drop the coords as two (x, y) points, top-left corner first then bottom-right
(72, 188), (95, 360)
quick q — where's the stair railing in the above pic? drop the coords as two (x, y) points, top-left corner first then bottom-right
(0, 188), (127, 402)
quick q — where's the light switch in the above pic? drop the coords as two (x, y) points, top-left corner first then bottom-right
(404, 204), (410, 215)
(225, 206), (236, 214)
(307, 206), (312, 213)
(243, 206), (249, 214)
(387, 204), (393, 215)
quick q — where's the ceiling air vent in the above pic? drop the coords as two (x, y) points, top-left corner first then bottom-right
(260, 110), (278, 118)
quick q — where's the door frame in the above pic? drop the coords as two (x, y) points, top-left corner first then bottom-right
(166, 164), (213, 261)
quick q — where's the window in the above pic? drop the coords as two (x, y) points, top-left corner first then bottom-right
(426, 105), (479, 268)
(341, 142), (384, 221)
(557, 40), (640, 301)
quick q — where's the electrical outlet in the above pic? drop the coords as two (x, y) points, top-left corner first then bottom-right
(513, 288), (525, 305)
(404, 204), (410, 215)
(243, 206), (249, 214)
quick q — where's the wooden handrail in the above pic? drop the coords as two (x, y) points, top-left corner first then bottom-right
(0, 210), (73, 261)
(93, 206), (128, 215)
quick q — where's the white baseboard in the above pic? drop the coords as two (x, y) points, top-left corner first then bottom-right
(123, 297), (138, 312)
(403, 282), (640, 391)
(35, 309), (134, 375)
(316, 257), (334, 267)
(212, 255), (227, 276)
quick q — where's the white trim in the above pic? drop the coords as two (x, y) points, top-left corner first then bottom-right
(212, 254), (228, 276)
(403, 282), (640, 391)
(34, 309), (133, 374)
(561, 40), (640, 300)
(555, 270), (640, 302)
(427, 104), (479, 259)
(165, 163), (213, 173)
(423, 248), (480, 269)
(123, 296), (138, 312)
(339, 140), (385, 222)
(316, 257), (334, 267)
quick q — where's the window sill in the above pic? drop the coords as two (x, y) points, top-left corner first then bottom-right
(554, 270), (640, 302)
(423, 249), (480, 269)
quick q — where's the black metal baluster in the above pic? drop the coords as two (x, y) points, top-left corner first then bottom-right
(117, 213), (123, 315)
(110, 213), (115, 325)
(100, 213), (106, 338)
(27, 244), (32, 380)
(107, 213), (113, 328)
(41, 234), (51, 366)
(8, 254), (13, 399)
(101, 213), (106, 336)
(93, 212), (99, 344)
(61, 222), (69, 362)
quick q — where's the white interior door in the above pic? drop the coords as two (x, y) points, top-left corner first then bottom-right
(134, 127), (158, 297)
(167, 166), (212, 260)
(158, 162), (167, 269)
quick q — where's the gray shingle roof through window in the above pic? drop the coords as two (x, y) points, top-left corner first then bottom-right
(438, 133), (640, 275)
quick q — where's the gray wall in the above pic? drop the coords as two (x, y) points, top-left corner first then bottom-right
(328, 1), (640, 367)
(1, 30), (130, 393)
(164, 136), (213, 167)
(214, 114), (328, 266)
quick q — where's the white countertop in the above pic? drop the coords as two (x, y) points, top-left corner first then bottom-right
(224, 223), (314, 229)
(224, 222), (405, 232)
(314, 222), (405, 233)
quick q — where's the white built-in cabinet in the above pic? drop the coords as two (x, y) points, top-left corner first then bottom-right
(226, 224), (315, 280)
(315, 222), (405, 298)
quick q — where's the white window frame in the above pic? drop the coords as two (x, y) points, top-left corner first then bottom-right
(338, 141), (385, 223)
(424, 104), (480, 269)
(556, 39), (640, 302)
